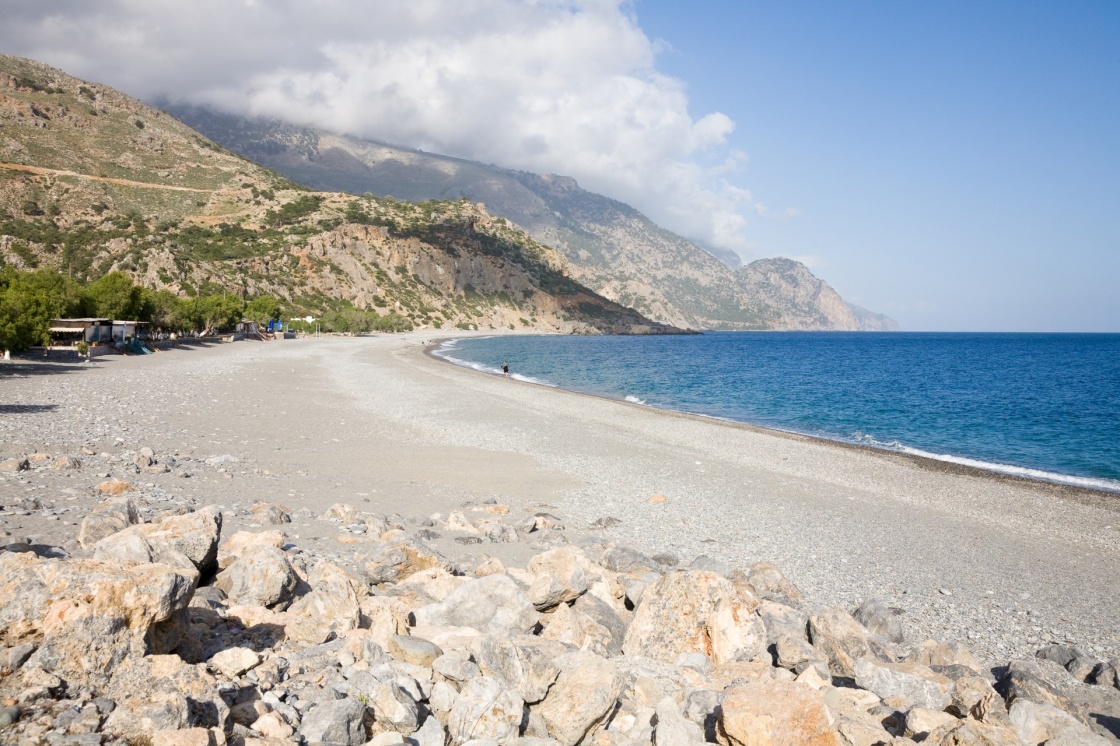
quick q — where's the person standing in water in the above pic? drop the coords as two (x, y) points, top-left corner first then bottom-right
(502, 361), (509, 377)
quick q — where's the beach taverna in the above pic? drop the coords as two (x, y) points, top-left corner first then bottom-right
(47, 318), (112, 346)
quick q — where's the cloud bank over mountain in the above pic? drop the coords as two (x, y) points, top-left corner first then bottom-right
(1, 0), (764, 258)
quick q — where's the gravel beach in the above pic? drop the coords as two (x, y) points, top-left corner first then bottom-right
(2, 333), (1118, 666)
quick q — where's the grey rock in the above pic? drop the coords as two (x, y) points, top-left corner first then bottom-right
(412, 574), (538, 635)
(473, 633), (566, 704)
(854, 656), (953, 711)
(299, 697), (369, 745)
(604, 546), (659, 574)
(808, 607), (873, 678)
(853, 598), (905, 644)
(447, 676), (523, 746)
(387, 635), (443, 667)
(216, 545), (300, 608)
(77, 497), (140, 550)
(0, 457), (29, 474)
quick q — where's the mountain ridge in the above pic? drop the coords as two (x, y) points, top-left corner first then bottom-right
(164, 105), (899, 331)
(0, 54), (682, 336)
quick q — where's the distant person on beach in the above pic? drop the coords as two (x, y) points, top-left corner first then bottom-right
(502, 361), (509, 377)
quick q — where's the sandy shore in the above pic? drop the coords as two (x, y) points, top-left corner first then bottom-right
(2, 333), (1118, 665)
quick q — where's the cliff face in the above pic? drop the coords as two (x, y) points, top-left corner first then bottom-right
(0, 55), (680, 334)
(166, 106), (898, 331)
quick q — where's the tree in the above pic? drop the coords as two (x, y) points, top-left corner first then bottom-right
(181, 294), (243, 334)
(85, 272), (144, 320)
(244, 295), (282, 325)
(142, 288), (185, 331)
(0, 268), (85, 353)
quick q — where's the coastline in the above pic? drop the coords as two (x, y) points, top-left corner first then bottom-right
(429, 334), (1120, 502)
(2, 334), (1118, 668)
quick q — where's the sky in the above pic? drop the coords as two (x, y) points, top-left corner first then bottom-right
(2, 1), (1118, 331)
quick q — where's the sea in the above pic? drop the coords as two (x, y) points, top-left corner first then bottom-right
(435, 332), (1120, 493)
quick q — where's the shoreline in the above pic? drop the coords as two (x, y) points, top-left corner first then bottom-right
(3, 335), (1118, 668)
(425, 335), (1120, 507)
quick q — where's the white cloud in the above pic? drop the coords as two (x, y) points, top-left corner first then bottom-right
(1, 0), (771, 257)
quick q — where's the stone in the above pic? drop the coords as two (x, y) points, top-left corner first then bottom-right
(719, 679), (840, 746)
(78, 496), (140, 549)
(622, 571), (764, 666)
(758, 599), (810, 641)
(215, 545), (299, 609)
(356, 538), (454, 585)
(809, 607), (873, 678)
(151, 728), (216, 746)
(369, 679), (421, 734)
(208, 647), (261, 678)
(1009, 699), (1110, 745)
(102, 506), (223, 576)
(410, 716), (446, 746)
(387, 634), (443, 667)
(1001, 657), (1087, 724)
(287, 560), (365, 633)
(250, 503), (291, 526)
(0, 705), (20, 726)
(1036, 643), (1100, 683)
(527, 546), (589, 610)
(0, 553), (196, 684)
(854, 656), (953, 711)
(473, 634), (567, 704)
(654, 696), (705, 745)
(251, 711), (294, 739)
(925, 720), (1032, 745)
(604, 546), (660, 574)
(903, 707), (959, 741)
(0, 457), (29, 474)
(51, 455), (82, 470)
(739, 561), (804, 606)
(412, 574), (538, 635)
(906, 640), (984, 675)
(217, 530), (285, 570)
(322, 503), (359, 522)
(853, 599), (905, 643)
(534, 650), (622, 746)
(433, 651), (482, 684)
(298, 697), (369, 746)
(96, 478), (136, 495)
(94, 530), (197, 571)
(447, 676), (524, 745)
(540, 601), (615, 657)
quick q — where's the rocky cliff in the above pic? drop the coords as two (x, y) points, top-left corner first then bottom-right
(0, 55), (680, 335)
(166, 106), (899, 332)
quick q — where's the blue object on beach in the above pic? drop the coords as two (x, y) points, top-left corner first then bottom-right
(441, 332), (1120, 492)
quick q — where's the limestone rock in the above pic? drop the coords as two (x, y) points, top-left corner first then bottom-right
(1009, 699), (1110, 745)
(103, 506), (223, 576)
(412, 574), (538, 635)
(298, 697), (369, 745)
(387, 634), (443, 667)
(527, 546), (589, 610)
(906, 640), (984, 675)
(357, 537), (454, 585)
(321, 503), (359, 522)
(250, 502), (291, 526)
(948, 674), (1008, 723)
(854, 656), (953, 711)
(809, 607), (873, 678)
(739, 561), (804, 606)
(654, 696), (705, 745)
(853, 599), (905, 644)
(78, 496), (140, 549)
(925, 720), (1031, 745)
(903, 707), (959, 741)
(539, 601), (615, 657)
(720, 679), (840, 745)
(447, 676), (524, 745)
(215, 545), (299, 609)
(369, 679), (421, 734)
(622, 571), (764, 665)
(473, 634), (567, 704)
(208, 646), (260, 678)
(0, 456), (29, 473)
(50, 455), (82, 471)
(95, 477), (135, 495)
(287, 559), (364, 633)
(217, 530), (285, 570)
(534, 650), (622, 746)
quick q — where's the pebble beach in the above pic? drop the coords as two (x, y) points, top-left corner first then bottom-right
(3, 333), (1117, 666)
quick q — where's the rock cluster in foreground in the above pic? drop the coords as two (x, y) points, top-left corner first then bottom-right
(1, 492), (1118, 746)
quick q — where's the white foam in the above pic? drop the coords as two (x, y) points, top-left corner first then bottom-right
(624, 395), (647, 405)
(433, 341), (555, 386)
(892, 445), (1120, 492)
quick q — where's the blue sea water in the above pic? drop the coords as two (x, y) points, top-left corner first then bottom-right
(436, 332), (1120, 492)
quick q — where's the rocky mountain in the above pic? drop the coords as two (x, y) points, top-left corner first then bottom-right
(0, 55), (681, 335)
(167, 105), (898, 331)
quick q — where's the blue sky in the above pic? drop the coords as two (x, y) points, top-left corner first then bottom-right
(4, 1), (1118, 330)
(635, 0), (1120, 330)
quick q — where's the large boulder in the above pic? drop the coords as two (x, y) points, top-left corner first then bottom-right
(217, 530), (285, 569)
(473, 634), (567, 704)
(527, 546), (590, 610)
(0, 553), (196, 684)
(533, 650), (622, 746)
(852, 598), (905, 643)
(853, 656), (954, 711)
(1009, 700), (1111, 745)
(96, 506), (223, 576)
(719, 679), (840, 746)
(215, 545), (300, 609)
(287, 560), (365, 634)
(356, 537), (455, 585)
(808, 607), (873, 678)
(298, 698), (369, 746)
(447, 676), (524, 745)
(411, 574), (538, 635)
(622, 571), (764, 666)
(78, 496), (141, 549)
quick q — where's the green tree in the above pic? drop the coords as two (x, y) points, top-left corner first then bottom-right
(181, 294), (243, 334)
(142, 288), (185, 331)
(85, 271), (144, 320)
(0, 268), (85, 352)
(244, 295), (282, 325)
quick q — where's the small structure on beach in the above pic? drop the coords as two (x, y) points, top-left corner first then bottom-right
(111, 320), (146, 342)
(48, 318), (112, 347)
